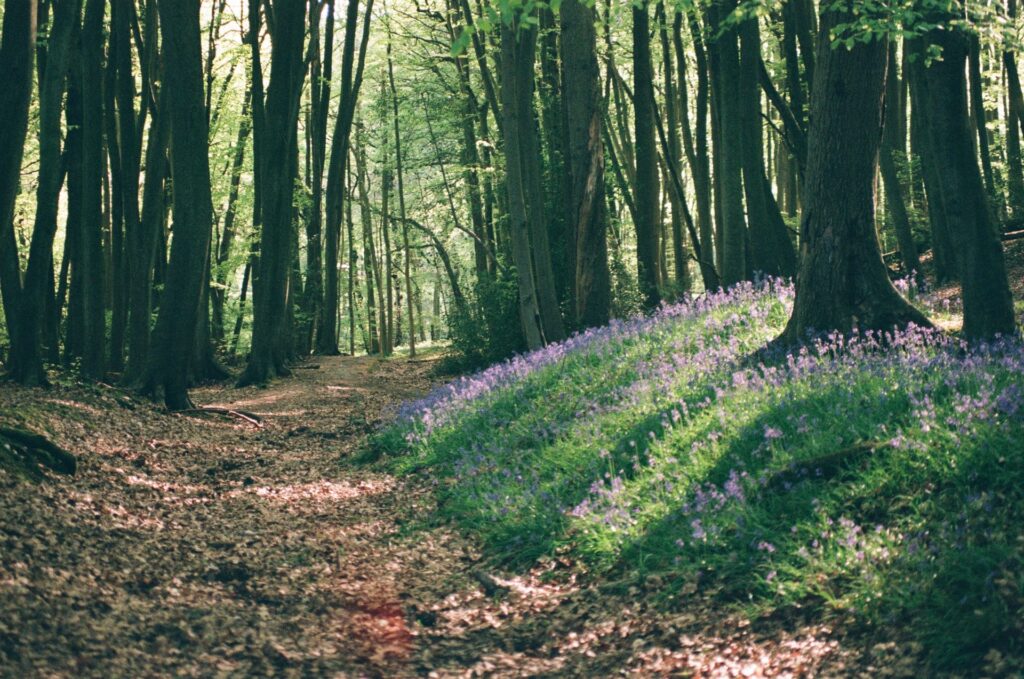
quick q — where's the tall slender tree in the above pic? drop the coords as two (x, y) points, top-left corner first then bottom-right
(239, 0), (309, 386)
(141, 0), (216, 409)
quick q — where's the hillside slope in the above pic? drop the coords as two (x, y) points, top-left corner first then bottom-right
(380, 280), (1024, 672)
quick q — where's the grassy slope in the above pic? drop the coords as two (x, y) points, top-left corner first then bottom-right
(376, 281), (1024, 670)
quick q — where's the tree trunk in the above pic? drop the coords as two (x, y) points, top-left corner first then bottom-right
(0, 0), (37, 370)
(238, 0), (308, 386)
(879, 47), (921, 281)
(141, 0), (216, 409)
(8, 0), (79, 385)
(658, 3), (690, 295)
(912, 21), (1016, 339)
(387, 33), (416, 357)
(124, 83), (171, 385)
(781, 6), (930, 343)
(738, 17), (796, 278)
(500, 22), (546, 349)
(633, 1), (662, 308)
(562, 0), (611, 328)
(79, 0), (108, 380)
(316, 0), (374, 355)
(706, 0), (748, 286)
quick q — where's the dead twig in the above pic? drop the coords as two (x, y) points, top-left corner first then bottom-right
(181, 407), (264, 428)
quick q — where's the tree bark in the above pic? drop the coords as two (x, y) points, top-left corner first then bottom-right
(633, 1), (662, 308)
(912, 21), (1016, 339)
(316, 0), (374, 355)
(562, 0), (611, 328)
(238, 0), (308, 386)
(7, 0), (79, 385)
(140, 0), (216, 409)
(0, 0), (37, 369)
(79, 0), (108, 380)
(387, 31), (416, 356)
(501, 22), (546, 349)
(781, 6), (930, 343)
(706, 0), (748, 286)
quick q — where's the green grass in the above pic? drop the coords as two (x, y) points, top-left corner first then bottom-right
(375, 282), (1024, 670)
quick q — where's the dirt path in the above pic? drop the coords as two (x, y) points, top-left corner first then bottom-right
(1, 356), (868, 678)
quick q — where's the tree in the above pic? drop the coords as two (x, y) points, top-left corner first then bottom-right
(238, 0), (309, 386)
(561, 0), (611, 328)
(910, 16), (1016, 339)
(140, 0), (216, 409)
(316, 0), (375, 355)
(633, 0), (662, 308)
(5, 0), (80, 385)
(78, 0), (108, 380)
(781, 4), (930, 343)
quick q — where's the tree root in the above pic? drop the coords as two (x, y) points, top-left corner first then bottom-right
(0, 426), (77, 476)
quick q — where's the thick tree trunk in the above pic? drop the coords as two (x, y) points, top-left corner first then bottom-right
(913, 22), (1016, 339)
(141, 0), (216, 409)
(238, 0), (308, 386)
(781, 7), (930, 343)
(562, 0), (611, 328)
(738, 17), (797, 278)
(124, 84), (171, 386)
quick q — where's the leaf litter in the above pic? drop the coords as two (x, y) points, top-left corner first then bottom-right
(0, 355), (915, 677)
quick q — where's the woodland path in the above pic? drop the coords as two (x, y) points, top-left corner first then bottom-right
(0, 356), (878, 678)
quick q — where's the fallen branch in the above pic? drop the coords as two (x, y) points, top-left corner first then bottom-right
(181, 407), (264, 428)
(471, 570), (510, 597)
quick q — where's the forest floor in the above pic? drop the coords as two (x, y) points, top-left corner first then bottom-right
(3, 241), (1022, 677)
(0, 351), (902, 678)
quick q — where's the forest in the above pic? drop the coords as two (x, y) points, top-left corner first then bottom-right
(0, 0), (1023, 675)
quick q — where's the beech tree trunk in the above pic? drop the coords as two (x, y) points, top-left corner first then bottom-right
(913, 21), (1016, 339)
(79, 0), (107, 380)
(7, 0), (79, 385)
(0, 0), (37, 374)
(238, 0), (308, 386)
(633, 1), (662, 308)
(562, 0), (611, 328)
(501, 22), (546, 349)
(706, 0), (748, 286)
(141, 0), (216, 409)
(781, 6), (930, 343)
(316, 0), (374, 355)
